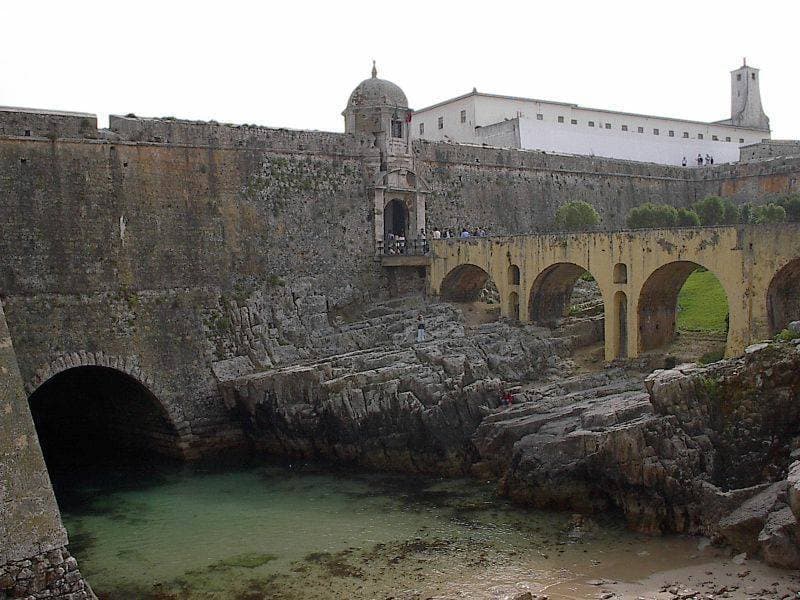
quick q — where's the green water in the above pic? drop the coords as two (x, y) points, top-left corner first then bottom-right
(59, 460), (705, 599)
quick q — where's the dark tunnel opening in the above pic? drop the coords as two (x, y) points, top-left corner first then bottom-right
(28, 366), (182, 497)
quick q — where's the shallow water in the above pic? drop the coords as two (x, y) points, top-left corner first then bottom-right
(59, 459), (712, 599)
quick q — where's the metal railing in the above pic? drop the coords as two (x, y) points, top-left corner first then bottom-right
(376, 238), (430, 256)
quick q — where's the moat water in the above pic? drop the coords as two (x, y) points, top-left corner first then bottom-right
(57, 458), (711, 600)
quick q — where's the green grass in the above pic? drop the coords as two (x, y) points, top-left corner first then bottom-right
(677, 270), (729, 332)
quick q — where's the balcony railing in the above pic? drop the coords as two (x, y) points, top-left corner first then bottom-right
(376, 238), (430, 256)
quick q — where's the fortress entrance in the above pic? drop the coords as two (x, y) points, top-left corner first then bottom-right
(28, 366), (181, 494)
(384, 199), (408, 238)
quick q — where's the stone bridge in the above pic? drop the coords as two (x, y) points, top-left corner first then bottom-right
(428, 225), (800, 361)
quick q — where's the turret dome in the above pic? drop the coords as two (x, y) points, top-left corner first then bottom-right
(346, 62), (408, 110)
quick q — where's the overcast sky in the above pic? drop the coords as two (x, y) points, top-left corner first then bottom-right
(2, 1), (797, 139)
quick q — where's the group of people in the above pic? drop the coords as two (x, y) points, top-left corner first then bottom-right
(681, 154), (715, 167)
(429, 226), (490, 239)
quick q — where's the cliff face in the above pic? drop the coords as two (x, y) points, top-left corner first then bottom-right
(474, 340), (800, 568)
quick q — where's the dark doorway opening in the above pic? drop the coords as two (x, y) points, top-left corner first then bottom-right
(384, 199), (408, 238)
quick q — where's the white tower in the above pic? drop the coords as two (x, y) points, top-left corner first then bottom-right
(729, 60), (770, 131)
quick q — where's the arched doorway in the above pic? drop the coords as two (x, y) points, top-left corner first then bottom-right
(637, 261), (730, 357)
(384, 198), (408, 239)
(767, 258), (800, 335)
(28, 366), (181, 493)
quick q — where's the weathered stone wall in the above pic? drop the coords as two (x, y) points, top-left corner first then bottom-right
(0, 130), (385, 459)
(413, 140), (800, 232)
(740, 139), (800, 162)
(0, 107), (97, 139)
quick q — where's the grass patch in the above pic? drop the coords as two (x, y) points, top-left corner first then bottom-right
(677, 270), (729, 332)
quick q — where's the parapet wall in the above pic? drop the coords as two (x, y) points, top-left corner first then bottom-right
(0, 107), (97, 139)
(740, 140), (800, 162)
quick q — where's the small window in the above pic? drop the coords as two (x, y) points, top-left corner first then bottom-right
(683, 132), (689, 138)
(437, 116), (443, 130)
(419, 123), (424, 135)
(698, 133), (704, 140)
(653, 128), (659, 135)
(536, 113), (543, 120)
(391, 120), (403, 138)
(725, 136), (731, 142)
(605, 123), (611, 129)
(668, 130), (674, 137)
(558, 116), (564, 123)
(460, 109), (466, 123)
(588, 121), (595, 127)
(570, 119), (578, 125)
(20, 158), (27, 164)
(739, 138), (744, 143)
(712, 135), (719, 141)
(621, 125), (628, 131)
(637, 126), (644, 133)
(737, 74), (742, 81)
(24, 130), (31, 137)
(752, 73), (756, 80)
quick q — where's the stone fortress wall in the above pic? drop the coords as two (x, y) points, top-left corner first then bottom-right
(1, 109), (800, 597)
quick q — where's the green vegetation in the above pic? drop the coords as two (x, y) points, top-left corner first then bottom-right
(699, 348), (725, 364)
(692, 196), (739, 226)
(775, 328), (800, 342)
(553, 201), (600, 231)
(626, 202), (678, 228)
(778, 193), (800, 222)
(210, 553), (278, 570)
(676, 207), (700, 226)
(677, 269), (729, 332)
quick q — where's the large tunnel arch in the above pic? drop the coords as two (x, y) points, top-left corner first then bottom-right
(440, 263), (491, 302)
(767, 258), (800, 335)
(28, 365), (183, 491)
(529, 262), (599, 324)
(637, 261), (730, 353)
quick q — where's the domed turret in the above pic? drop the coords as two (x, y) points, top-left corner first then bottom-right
(346, 62), (408, 110)
(342, 62), (411, 136)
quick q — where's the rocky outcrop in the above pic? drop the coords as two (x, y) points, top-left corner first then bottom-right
(221, 299), (569, 475)
(475, 340), (800, 568)
(0, 547), (94, 599)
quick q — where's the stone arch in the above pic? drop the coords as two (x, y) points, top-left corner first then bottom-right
(613, 263), (628, 284)
(767, 258), (800, 335)
(528, 262), (599, 324)
(508, 291), (520, 321)
(28, 362), (185, 481)
(637, 261), (730, 352)
(25, 352), (186, 445)
(508, 264), (521, 285)
(440, 264), (490, 302)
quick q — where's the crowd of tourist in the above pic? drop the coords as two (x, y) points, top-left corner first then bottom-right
(383, 226), (492, 255)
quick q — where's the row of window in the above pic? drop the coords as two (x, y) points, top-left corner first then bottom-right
(420, 111), (745, 144)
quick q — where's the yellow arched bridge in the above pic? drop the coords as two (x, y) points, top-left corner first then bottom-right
(428, 225), (800, 361)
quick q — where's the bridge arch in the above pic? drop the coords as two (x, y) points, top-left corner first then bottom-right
(767, 257), (800, 335)
(439, 263), (491, 302)
(636, 261), (730, 353)
(528, 262), (602, 324)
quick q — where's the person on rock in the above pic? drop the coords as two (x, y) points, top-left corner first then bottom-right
(416, 315), (426, 343)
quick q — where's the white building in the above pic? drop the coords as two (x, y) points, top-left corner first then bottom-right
(410, 62), (770, 166)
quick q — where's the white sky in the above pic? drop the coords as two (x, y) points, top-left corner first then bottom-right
(1, 0), (798, 139)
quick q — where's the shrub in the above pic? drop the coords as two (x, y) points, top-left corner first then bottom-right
(676, 208), (700, 226)
(775, 328), (800, 342)
(738, 203), (754, 224)
(753, 203), (787, 224)
(692, 196), (740, 226)
(778, 193), (800, 222)
(626, 202), (677, 229)
(699, 348), (725, 364)
(554, 201), (600, 231)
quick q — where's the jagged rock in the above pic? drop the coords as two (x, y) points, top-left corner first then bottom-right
(758, 506), (800, 569)
(222, 301), (570, 474)
(717, 482), (787, 554)
(788, 461), (800, 519)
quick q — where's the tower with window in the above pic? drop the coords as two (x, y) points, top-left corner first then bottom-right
(728, 60), (770, 131)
